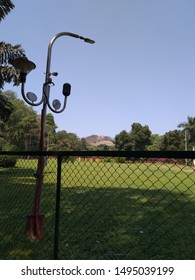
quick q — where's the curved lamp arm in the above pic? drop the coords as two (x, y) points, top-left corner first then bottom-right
(44, 32), (95, 105)
(42, 82), (69, 113)
(47, 96), (68, 114)
(45, 32), (95, 83)
(21, 83), (44, 107)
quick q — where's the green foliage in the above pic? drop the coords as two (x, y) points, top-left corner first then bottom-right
(160, 130), (184, 151)
(86, 145), (97, 151)
(0, 93), (13, 121)
(53, 130), (82, 151)
(62, 156), (76, 163)
(2, 91), (40, 151)
(0, 92), (87, 152)
(178, 116), (195, 148)
(115, 123), (151, 151)
(103, 157), (114, 163)
(115, 130), (131, 151)
(80, 138), (87, 150)
(0, 42), (25, 89)
(115, 157), (126, 163)
(0, 155), (17, 167)
(0, 0), (25, 133)
(45, 113), (57, 149)
(147, 134), (162, 151)
(129, 123), (151, 151)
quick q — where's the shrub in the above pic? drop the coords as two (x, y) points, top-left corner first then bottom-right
(62, 156), (76, 163)
(115, 157), (126, 163)
(103, 157), (114, 163)
(0, 155), (17, 168)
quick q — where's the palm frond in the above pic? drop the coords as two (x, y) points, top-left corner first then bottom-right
(0, 42), (25, 66)
(0, 0), (14, 21)
(0, 42), (25, 89)
(178, 116), (195, 145)
(0, 65), (20, 88)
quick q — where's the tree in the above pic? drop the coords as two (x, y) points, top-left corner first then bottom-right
(115, 130), (131, 151)
(54, 130), (81, 151)
(80, 138), (87, 150)
(20, 112), (40, 151)
(0, 1), (25, 120)
(0, 42), (25, 89)
(0, 92), (13, 121)
(178, 116), (195, 151)
(0, 1), (25, 89)
(147, 134), (162, 151)
(159, 130), (184, 151)
(45, 113), (57, 150)
(114, 130), (129, 151)
(115, 123), (152, 151)
(1, 91), (40, 151)
(129, 123), (151, 151)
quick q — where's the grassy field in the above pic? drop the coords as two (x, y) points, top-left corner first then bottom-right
(0, 158), (195, 259)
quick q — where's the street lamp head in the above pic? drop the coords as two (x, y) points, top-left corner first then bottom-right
(76, 35), (95, 44)
(11, 56), (36, 82)
(11, 56), (36, 74)
(84, 38), (95, 44)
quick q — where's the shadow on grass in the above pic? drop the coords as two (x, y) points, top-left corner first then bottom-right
(58, 186), (195, 260)
(0, 167), (194, 260)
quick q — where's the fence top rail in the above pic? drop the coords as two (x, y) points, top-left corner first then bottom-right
(0, 150), (195, 159)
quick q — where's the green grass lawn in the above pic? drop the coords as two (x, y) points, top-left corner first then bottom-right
(0, 158), (195, 259)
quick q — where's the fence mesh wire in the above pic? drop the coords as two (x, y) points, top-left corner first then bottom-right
(0, 152), (194, 260)
(0, 154), (57, 259)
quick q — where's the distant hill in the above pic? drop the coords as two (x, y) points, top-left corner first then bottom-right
(84, 135), (114, 147)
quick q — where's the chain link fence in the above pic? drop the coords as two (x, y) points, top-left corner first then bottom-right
(0, 151), (194, 260)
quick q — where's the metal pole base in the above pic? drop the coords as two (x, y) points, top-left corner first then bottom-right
(26, 213), (44, 240)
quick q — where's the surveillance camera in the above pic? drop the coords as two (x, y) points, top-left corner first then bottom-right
(52, 72), (58, 76)
(49, 72), (58, 76)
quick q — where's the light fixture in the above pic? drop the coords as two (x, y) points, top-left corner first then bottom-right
(11, 56), (36, 82)
(26, 92), (38, 103)
(52, 99), (61, 111)
(11, 56), (36, 74)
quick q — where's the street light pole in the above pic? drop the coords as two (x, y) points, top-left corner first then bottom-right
(11, 32), (95, 239)
(185, 129), (188, 166)
(35, 33), (95, 240)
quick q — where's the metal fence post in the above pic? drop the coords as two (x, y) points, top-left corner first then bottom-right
(53, 155), (62, 260)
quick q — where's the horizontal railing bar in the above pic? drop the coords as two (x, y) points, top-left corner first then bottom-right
(0, 150), (195, 159)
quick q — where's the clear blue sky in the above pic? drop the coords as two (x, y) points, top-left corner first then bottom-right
(1, 0), (195, 138)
